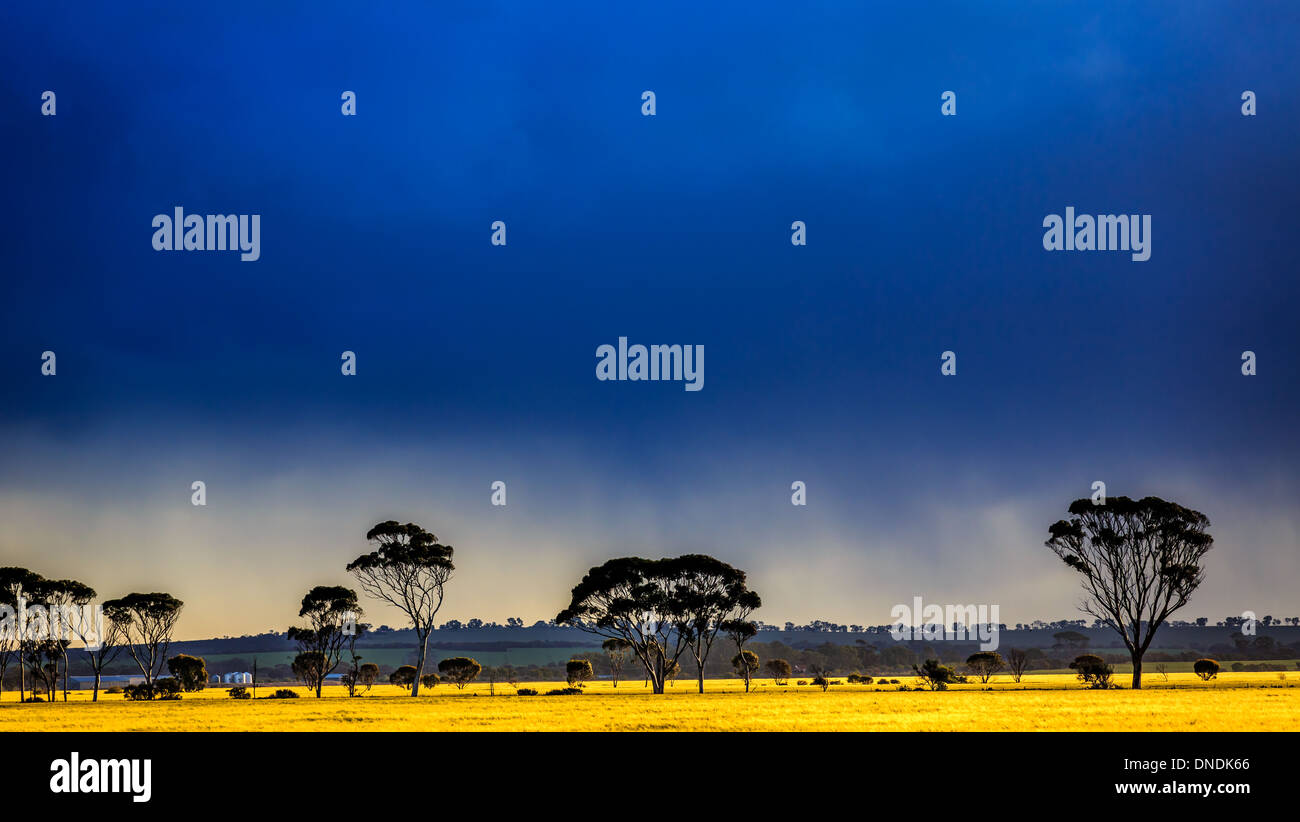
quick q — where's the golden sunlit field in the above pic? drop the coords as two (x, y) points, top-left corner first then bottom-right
(2, 672), (1297, 731)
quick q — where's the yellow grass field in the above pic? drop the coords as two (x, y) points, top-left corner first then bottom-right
(2, 672), (1297, 731)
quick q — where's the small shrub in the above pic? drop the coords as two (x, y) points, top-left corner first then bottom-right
(796, 680), (808, 686)
(565, 658), (594, 688)
(104, 687), (124, 695)
(267, 688), (300, 699)
(154, 677), (183, 700)
(913, 659), (959, 691)
(437, 657), (483, 690)
(766, 658), (793, 685)
(122, 681), (183, 701)
(389, 665), (417, 689)
(1193, 658), (1220, 681)
(545, 687), (583, 696)
(516, 688), (538, 696)
(228, 686), (250, 699)
(1069, 654), (1114, 689)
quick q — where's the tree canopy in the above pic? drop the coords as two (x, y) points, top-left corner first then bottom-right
(556, 554), (761, 694)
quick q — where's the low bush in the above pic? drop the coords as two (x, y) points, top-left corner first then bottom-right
(1193, 658), (1220, 681)
(913, 659), (960, 691)
(1070, 654), (1115, 689)
(155, 678), (183, 700)
(123, 680), (182, 701)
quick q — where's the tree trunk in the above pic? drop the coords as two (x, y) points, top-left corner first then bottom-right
(92, 670), (101, 703)
(697, 665), (705, 694)
(1131, 653), (1143, 690)
(411, 629), (429, 697)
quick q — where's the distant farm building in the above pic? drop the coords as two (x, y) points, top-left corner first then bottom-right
(68, 675), (145, 690)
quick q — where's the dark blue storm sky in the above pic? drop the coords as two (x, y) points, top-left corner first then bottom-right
(2, 2), (1297, 636)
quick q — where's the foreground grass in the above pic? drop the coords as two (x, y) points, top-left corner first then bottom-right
(2, 673), (1296, 731)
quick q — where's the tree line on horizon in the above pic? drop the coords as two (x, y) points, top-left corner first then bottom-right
(1, 494), (1222, 700)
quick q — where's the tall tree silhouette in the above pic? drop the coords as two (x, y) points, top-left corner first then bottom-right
(287, 585), (362, 697)
(347, 522), (454, 697)
(1046, 496), (1212, 689)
